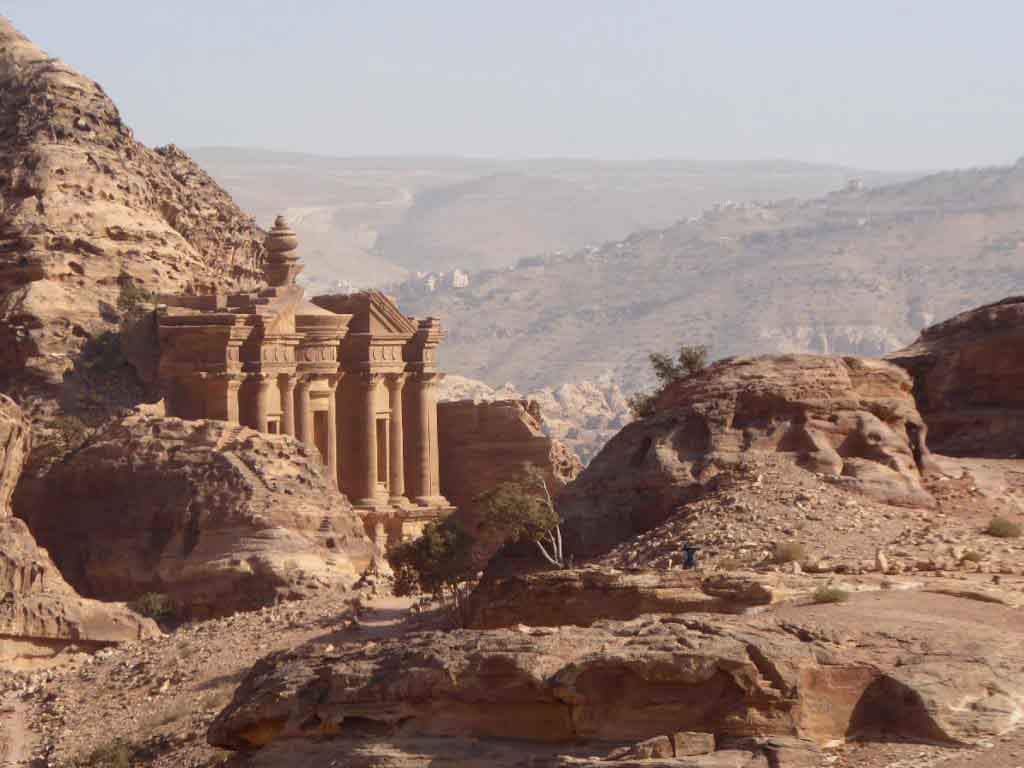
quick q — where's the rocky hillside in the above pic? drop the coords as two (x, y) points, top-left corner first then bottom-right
(395, 161), (1024, 393)
(0, 17), (264, 414)
(558, 354), (937, 560)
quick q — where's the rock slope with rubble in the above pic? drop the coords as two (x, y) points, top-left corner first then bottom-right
(0, 17), (264, 417)
(558, 354), (936, 559)
(13, 410), (375, 619)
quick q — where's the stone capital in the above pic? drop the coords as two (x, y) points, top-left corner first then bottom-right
(384, 372), (407, 392)
(414, 371), (444, 388)
(357, 372), (383, 390)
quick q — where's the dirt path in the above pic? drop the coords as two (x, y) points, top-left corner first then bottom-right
(0, 697), (32, 767)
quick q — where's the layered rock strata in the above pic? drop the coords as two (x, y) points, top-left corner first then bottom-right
(14, 411), (375, 619)
(558, 354), (936, 559)
(208, 590), (1024, 761)
(464, 567), (811, 629)
(888, 296), (1024, 457)
(0, 394), (157, 668)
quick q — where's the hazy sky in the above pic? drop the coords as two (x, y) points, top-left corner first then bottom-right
(7, 1), (1024, 170)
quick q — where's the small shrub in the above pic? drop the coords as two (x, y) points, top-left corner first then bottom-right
(70, 739), (134, 768)
(773, 541), (805, 564)
(130, 592), (175, 622)
(626, 391), (658, 419)
(985, 516), (1022, 539)
(812, 586), (850, 604)
(628, 343), (710, 419)
(117, 280), (156, 317)
(961, 549), (984, 563)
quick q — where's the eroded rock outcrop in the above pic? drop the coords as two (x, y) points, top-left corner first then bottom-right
(464, 567), (812, 630)
(14, 411), (375, 619)
(0, 394), (157, 667)
(888, 296), (1024, 457)
(559, 355), (935, 559)
(208, 590), (1024, 762)
(0, 17), (263, 414)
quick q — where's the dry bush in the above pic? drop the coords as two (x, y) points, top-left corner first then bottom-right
(773, 541), (805, 564)
(812, 586), (850, 604)
(961, 549), (984, 563)
(985, 516), (1022, 539)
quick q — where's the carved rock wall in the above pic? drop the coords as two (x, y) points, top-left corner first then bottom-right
(438, 399), (583, 510)
(14, 412), (375, 619)
(558, 354), (935, 559)
(888, 296), (1024, 457)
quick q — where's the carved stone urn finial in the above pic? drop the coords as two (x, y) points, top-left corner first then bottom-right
(263, 215), (302, 287)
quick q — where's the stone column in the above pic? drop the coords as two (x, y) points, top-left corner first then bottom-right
(355, 373), (381, 506)
(412, 372), (443, 505)
(326, 375), (340, 490)
(206, 374), (241, 424)
(279, 374), (297, 436)
(385, 374), (407, 504)
(295, 377), (314, 449)
(253, 374), (273, 433)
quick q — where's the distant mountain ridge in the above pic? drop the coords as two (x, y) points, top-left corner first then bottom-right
(391, 158), (1024, 393)
(190, 146), (912, 290)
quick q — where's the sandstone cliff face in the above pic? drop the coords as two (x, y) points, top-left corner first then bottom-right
(208, 590), (1024, 762)
(0, 18), (263, 411)
(438, 398), (583, 510)
(0, 394), (157, 668)
(559, 355), (934, 559)
(14, 412), (375, 619)
(888, 296), (1024, 457)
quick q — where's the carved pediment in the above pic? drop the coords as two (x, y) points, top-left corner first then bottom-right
(366, 291), (418, 336)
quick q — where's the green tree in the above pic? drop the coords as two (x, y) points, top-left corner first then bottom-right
(476, 463), (565, 568)
(628, 343), (709, 419)
(388, 515), (478, 622)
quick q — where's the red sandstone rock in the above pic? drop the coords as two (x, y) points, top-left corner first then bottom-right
(208, 591), (1024, 757)
(558, 354), (935, 559)
(888, 296), (1024, 457)
(14, 411), (375, 619)
(0, 394), (157, 668)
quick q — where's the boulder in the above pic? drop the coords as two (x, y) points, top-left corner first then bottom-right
(208, 591), (1024, 757)
(0, 394), (157, 668)
(887, 296), (1024, 457)
(14, 411), (375, 619)
(558, 355), (935, 559)
(0, 18), (264, 418)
